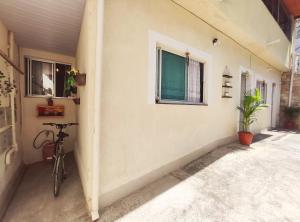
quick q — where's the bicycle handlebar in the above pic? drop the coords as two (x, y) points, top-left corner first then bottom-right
(43, 123), (79, 129)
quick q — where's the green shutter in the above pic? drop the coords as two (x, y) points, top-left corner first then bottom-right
(161, 50), (186, 101)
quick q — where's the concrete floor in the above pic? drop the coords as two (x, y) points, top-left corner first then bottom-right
(2, 152), (90, 222)
(3, 131), (300, 222)
(99, 131), (300, 222)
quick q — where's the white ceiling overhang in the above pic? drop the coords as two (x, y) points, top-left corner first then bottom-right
(173, 0), (291, 71)
(0, 0), (86, 56)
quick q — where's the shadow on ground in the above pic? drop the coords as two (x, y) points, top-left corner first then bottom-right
(99, 140), (250, 222)
(2, 152), (90, 222)
(99, 132), (300, 221)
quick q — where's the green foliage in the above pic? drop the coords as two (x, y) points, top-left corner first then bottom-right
(284, 106), (300, 120)
(237, 89), (268, 132)
(65, 69), (78, 96)
(0, 70), (16, 105)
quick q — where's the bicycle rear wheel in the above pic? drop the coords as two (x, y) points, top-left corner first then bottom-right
(53, 156), (63, 197)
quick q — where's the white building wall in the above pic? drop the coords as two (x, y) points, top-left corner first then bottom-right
(75, 0), (98, 213)
(98, 0), (282, 207)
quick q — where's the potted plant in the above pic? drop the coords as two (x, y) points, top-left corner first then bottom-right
(283, 106), (300, 129)
(47, 97), (54, 106)
(237, 89), (268, 145)
(65, 68), (78, 97)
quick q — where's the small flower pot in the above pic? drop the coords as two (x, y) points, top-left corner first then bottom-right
(284, 120), (296, 130)
(47, 98), (54, 106)
(75, 73), (86, 86)
(238, 131), (253, 146)
(73, 98), (80, 105)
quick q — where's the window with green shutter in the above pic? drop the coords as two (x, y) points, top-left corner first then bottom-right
(156, 48), (205, 105)
(161, 51), (186, 100)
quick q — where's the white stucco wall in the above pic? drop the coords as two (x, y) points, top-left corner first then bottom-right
(75, 0), (98, 211)
(98, 0), (282, 207)
(0, 20), (23, 218)
(19, 48), (77, 164)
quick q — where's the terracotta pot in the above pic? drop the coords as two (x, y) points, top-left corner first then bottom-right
(284, 120), (296, 130)
(73, 98), (80, 105)
(238, 131), (253, 146)
(75, 73), (86, 86)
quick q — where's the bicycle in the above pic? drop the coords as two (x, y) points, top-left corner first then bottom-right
(42, 122), (78, 197)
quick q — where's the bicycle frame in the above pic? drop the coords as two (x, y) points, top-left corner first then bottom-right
(52, 141), (64, 176)
(42, 122), (78, 196)
(52, 126), (68, 175)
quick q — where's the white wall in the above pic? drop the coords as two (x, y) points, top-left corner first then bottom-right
(0, 20), (23, 219)
(75, 0), (98, 211)
(98, 0), (282, 207)
(19, 48), (77, 164)
(173, 0), (291, 71)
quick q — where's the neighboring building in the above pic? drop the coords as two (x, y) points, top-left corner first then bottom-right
(0, 0), (296, 220)
(280, 16), (300, 127)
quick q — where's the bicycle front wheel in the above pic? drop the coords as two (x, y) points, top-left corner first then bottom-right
(53, 156), (63, 197)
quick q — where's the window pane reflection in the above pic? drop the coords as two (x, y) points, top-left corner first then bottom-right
(31, 61), (53, 96)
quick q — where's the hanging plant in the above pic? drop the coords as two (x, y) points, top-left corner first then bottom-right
(0, 70), (16, 105)
(65, 68), (78, 97)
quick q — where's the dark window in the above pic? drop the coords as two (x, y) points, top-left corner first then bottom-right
(257, 80), (268, 103)
(55, 63), (71, 97)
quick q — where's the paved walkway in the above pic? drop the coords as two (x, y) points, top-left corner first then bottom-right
(99, 131), (300, 222)
(2, 152), (90, 222)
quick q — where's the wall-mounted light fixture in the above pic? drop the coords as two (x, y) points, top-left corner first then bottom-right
(212, 38), (220, 46)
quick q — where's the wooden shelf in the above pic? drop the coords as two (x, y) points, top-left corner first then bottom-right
(37, 105), (64, 117)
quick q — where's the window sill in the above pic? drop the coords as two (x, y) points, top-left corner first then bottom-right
(156, 100), (208, 106)
(24, 95), (76, 100)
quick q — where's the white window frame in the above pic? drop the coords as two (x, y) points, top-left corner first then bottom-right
(148, 30), (212, 105)
(25, 56), (71, 98)
(256, 80), (268, 103)
(156, 46), (205, 105)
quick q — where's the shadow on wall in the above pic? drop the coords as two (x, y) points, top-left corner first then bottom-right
(270, 128), (300, 135)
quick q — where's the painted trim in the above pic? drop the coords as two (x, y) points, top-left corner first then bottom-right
(148, 30), (212, 105)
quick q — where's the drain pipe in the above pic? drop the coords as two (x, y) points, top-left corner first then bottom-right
(288, 70), (294, 107)
(91, 0), (104, 220)
(288, 18), (297, 107)
(5, 31), (18, 165)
